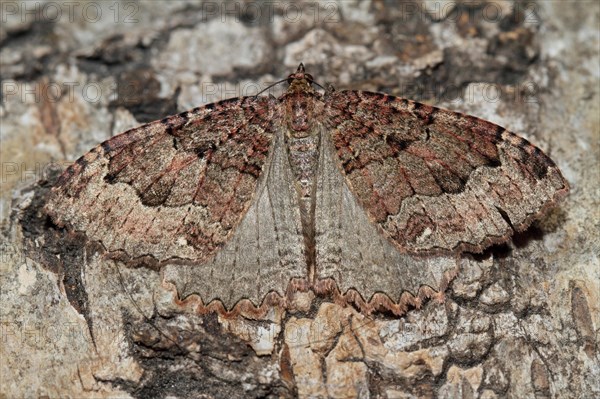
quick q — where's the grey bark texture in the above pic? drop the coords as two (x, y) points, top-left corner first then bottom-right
(1, 1), (598, 398)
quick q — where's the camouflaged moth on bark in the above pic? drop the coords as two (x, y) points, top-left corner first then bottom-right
(44, 64), (569, 315)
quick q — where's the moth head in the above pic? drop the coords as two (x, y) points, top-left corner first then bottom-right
(287, 63), (314, 86)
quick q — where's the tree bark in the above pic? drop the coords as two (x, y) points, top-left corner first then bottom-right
(1, 1), (598, 398)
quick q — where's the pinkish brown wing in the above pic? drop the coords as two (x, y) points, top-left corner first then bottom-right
(324, 90), (569, 254)
(45, 96), (277, 265)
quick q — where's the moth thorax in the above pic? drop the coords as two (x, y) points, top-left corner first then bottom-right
(285, 94), (317, 135)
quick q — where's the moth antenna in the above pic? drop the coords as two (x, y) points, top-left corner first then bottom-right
(311, 80), (327, 92)
(254, 78), (288, 97)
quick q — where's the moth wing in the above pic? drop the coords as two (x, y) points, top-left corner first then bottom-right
(163, 126), (308, 309)
(315, 123), (459, 311)
(45, 97), (278, 265)
(324, 90), (569, 254)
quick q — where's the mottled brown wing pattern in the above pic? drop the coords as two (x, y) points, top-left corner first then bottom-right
(324, 90), (569, 254)
(45, 96), (276, 264)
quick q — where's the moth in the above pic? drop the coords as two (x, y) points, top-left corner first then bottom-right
(45, 64), (569, 314)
